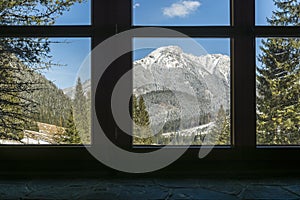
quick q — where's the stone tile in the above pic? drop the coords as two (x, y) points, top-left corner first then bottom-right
(283, 185), (300, 197)
(24, 180), (113, 200)
(239, 185), (299, 200)
(107, 179), (156, 187)
(247, 179), (299, 186)
(0, 182), (29, 199)
(0, 178), (300, 199)
(76, 191), (120, 200)
(25, 187), (80, 199)
(118, 186), (169, 200)
(197, 180), (245, 195)
(155, 179), (199, 188)
(170, 188), (238, 200)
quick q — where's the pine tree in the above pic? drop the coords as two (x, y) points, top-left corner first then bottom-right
(73, 78), (89, 144)
(138, 96), (151, 130)
(209, 105), (230, 145)
(85, 90), (91, 144)
(132, 95), (139, 124)
(216, 105), (230, 145)
(62, 109), (81, 144)
(0, 54), (35, 140)
(257, 0), (300, 144)
(132, 95), (153, 144)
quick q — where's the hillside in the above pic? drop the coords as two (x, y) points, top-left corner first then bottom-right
(21, 70), (73, 128)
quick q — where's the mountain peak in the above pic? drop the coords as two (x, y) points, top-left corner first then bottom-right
(148, 45), (183, 58)
(156, 45), (183, 53)
(135, 46), (230, 79)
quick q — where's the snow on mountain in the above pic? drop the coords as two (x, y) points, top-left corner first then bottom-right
(133, 46), (230, 134)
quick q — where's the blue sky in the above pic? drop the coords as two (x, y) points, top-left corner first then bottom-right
(41, 0), (91, 89)
(132, 0), (276, 60)
(133, 38), (230, 60)
(45, 0), (277, 88)
(54, 0), (91, 25)
(133, 0), (230, 26)
(44, 38), (90, 89)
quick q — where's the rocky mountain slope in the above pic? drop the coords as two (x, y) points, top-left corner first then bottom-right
(133, 46), (230, 133)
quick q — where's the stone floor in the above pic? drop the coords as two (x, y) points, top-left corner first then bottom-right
(1, 178), (300, 199)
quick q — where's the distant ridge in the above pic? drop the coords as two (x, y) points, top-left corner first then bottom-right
(63, 79), (91, 99)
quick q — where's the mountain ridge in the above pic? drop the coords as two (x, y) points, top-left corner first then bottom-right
(63, 79), (91, 99)
(133, 45), (230, 133)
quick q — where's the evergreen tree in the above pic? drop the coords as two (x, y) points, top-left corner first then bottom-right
(62, 109), (81, 144)
(208, 105), (230, 145)
(85, 90), (91, 144)
(138, 96), (151, 130)
(216, 105), (230, 145)
(132, 95), (153, 144)
(0, 1), (84, 140)
(257, 0), (300, 144)
(0, 53), (36, 140)
(132, 95), (139, 124)
(73, 78), (90, 144)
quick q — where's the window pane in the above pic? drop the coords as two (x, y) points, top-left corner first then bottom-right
(0, 0), (91, 25)
(256, 0), (300, 26)
(132, 0), (230, 26)
(133, 38), (231, 145)
(0, 38), (91, 145)
(256, 38), (300, 145)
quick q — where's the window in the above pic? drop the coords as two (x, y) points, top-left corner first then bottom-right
(0, 37), (91, 145)
(0, 0), (96, 162)
(132, 38), (231, 146)
(121, 0), (299, 160)
(0, 0), (300, 172)
(0, 1), (91, 145)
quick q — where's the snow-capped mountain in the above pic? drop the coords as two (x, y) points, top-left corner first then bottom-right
(133, 46), (230, 133)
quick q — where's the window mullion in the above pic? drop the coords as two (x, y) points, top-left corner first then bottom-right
(232, 0), (256, 149)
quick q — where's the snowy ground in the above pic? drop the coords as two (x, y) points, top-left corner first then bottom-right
(161, 122), (215, 137)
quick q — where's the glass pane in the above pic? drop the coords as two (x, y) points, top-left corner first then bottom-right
(256, 0), (300, 26)
(256, 38), (300, 145)
(0, 0), (91, 25)
(0, 38), (91, 145)
(133, 0), (230, 26)
(133, 38), (231, 145)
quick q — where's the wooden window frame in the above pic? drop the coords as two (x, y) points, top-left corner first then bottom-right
(1, 0), (300, 175)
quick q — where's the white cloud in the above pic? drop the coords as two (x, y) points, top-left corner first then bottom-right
(163, 1), (201, 18)
(133, 3), (140, 9)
